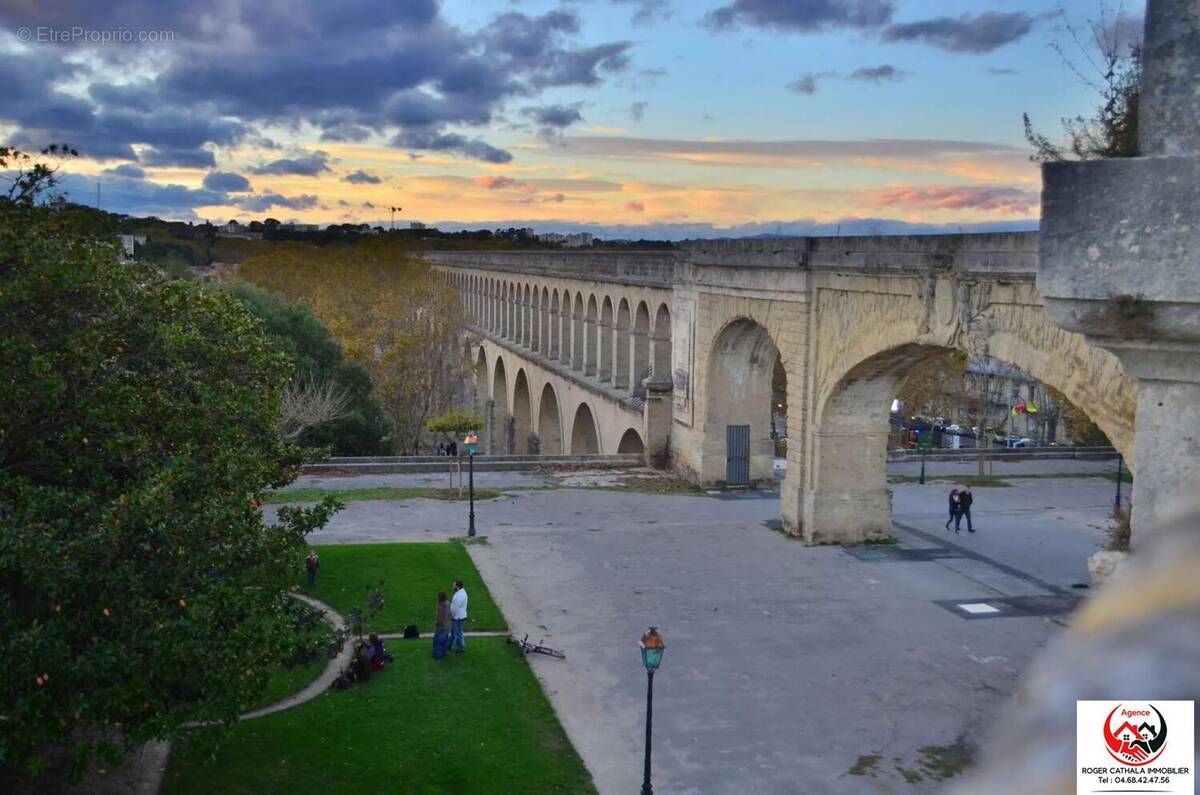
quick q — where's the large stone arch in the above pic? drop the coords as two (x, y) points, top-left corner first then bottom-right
(492, 356), (511, 454)
(570, 402), (601, 454)
(803, 282), (1135, 543)
(702, 317), (783, 485)
(537, 383), (563, 455)
(512, 368), (534, 454)
(618, 427), (645, 455)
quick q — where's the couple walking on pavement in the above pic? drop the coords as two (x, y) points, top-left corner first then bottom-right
(945, 486), (975, 533)
(433, 580), (468, 659)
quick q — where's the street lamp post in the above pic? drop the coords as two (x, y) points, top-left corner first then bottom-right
(639, 627), (665, 795)
(464, 433), (478, 537)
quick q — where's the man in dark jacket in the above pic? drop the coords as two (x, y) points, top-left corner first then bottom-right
(958, 486), (974, 533)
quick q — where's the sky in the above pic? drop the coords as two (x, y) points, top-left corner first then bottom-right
(0, 1), (1145, 239)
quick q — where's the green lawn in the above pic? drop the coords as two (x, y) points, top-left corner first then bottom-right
(247, 657), (327, 712)
(266, 486), (503, 504)
(301, 542), (506, 634)
(164, 638), (596, 795)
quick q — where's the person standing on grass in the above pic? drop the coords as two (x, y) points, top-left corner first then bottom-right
(449, 580), (468, 654)
(945, 489), (961, 532)
(959, 485), (975, 533)
(306, 551), (320, 586)
(433, 591), (451, 659)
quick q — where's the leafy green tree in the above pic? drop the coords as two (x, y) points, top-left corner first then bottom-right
(0, 197), (339, 781)
(222, 283), (392, 455)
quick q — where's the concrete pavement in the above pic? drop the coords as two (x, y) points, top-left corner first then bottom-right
(294, 474), (1114, 793)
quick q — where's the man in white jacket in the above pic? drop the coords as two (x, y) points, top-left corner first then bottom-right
(449, 579), (468, 654)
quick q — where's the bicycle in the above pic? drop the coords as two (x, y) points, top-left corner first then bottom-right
(507, 633), (566, 660)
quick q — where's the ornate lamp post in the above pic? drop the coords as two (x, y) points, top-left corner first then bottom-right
(639, 627), (665, 795)
(463, 432), (478, 537)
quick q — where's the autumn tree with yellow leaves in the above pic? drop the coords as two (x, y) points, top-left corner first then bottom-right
(238, 239), (468, 453)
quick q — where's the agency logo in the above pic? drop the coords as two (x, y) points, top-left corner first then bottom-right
(1103, 703), (1168, 767)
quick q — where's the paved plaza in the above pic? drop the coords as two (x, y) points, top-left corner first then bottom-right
(289, 463), (1119, 794)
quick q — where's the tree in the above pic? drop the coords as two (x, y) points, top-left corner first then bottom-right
(1044, 385), (1112, 445)
(427, 411), (485, 437)
(222, 283), (392, 455)
(0, 196), (339, 782)
(0, 144), (77, 205)
(1024, 2), (1142, 161)
(237, 239), (469, 454)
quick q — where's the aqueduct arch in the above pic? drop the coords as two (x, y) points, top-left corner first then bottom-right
(512, 369), (534, 455)
(571, 403), (601, 454)
(538, 384), (563, 455)
(702, 318), (784, 485)
(618, 428), (645, 455)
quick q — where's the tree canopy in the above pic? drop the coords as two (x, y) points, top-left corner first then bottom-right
(238, 239), (468, 454)
(222, 282), (391, 456)
(0, 192), (338, 781)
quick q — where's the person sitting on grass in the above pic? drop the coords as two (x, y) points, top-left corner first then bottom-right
(353, 641), (372, 682)
(368, 633), (387, 671)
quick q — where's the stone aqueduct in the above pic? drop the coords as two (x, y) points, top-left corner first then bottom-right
(424, 233), (1137, 543)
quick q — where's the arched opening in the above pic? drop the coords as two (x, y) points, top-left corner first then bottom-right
(540, 287), (550, 355)
(522, 283), (532, 347)
(570, 403), (600, 455)
(512, 369), (534, 454)
(585, 295), (599, 376)
(493, 357), (511, 454)
(617, 428), (645, 455)
(805, 342), (1119, 545)
(651, 303), (672, 386)
(632, 302), (651, 396)
(559, 291), (573, 365)
(600, 297), (614, 382)
(530, 286), (540, 351)
(572, 293), (585, 370)
(501, 281), (509, 337)
(615, 298), (632, 390)
(537, 384), (563, 455)
(550, 289), (561, 359)
(703, 318), (783, 486)
(509, 281), (518, 342)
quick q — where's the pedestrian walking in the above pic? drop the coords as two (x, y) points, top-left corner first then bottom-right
(945, 489), (960, 532)
(433, 591), (451, 659)
(959, 485), (975, 533)
(306, 551), (320, 586)
(449, 579), (468, 654)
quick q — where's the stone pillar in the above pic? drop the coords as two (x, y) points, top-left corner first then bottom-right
(504, 415), (516, 455)
(642, 381), (673, 468)
(1038, 0), (1200, 544)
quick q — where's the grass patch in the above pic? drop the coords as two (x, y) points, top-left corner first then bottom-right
(889, 471), (1130, 486)
(888, 475), (1012, 487)
(302, 543), (505, 634)
(916, 737), (974, 781)
(266, 486), (504, 504)
(848, 754), (881, 776)
(247, 657), (327, 712)
(164, 638), (595, 795)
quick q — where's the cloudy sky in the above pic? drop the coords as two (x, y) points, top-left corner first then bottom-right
(0, 1), (1142, 238)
